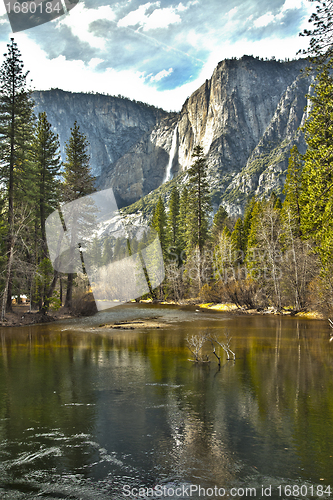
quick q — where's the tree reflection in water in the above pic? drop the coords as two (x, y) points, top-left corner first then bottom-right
(0, 305), (332, 499)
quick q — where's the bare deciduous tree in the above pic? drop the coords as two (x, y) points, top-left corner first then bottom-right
(186, 330), (236, 365)
(209, 331), (236, 361)
(1, 205), (32, 322)
(186, 332), (209, 362)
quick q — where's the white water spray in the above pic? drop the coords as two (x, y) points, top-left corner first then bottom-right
(164, 124), (178, 183)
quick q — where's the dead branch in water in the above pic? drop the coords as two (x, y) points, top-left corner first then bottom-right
(209, 331), (236, 361)
(329, 319), (333, 341)
(186, 330), (236, 365)
(186, 333), (210, 362)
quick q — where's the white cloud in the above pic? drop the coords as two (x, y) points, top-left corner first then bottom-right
(57, 4), (116, 49)
(227, 6), (238, 18)
(202, 34), (309, 69)
(117, 3), (155, 29)
(142, 7), (181, 30)
(0, 0), (6, 16)
(88, 58), (104, 69)
(253, 12), (276, 28)
(118, 2), (182, 31)
(0, 0), (316, 113)
(176, 0), (199, 12)
(186, 29), (201, 48)
(281, 0), (305, 12)
(150, 67), (173, 82)
(176, 3), (187, 12)
(250, 0), (313, 30)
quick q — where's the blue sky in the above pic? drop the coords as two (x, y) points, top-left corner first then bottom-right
(0, 0), (314, 110)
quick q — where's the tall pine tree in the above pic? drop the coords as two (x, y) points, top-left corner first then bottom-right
(29, 112), (62, 312)
(151, 196), (167, 258)
(300, 63), (333, 267)
(231, 218), (244, 265)
(63, 121), (95, 202)
(211, 205), (228, 242)
(62, 121), (96, 309)
(242, 197), (256, 253)
(167, 186), (180, 260)
(0, 38), (35, 313)
(282, 145), (303, 237)
(186, 145), (211, 254)
(31, 111), (61, 259)
(178, 186), (188, 261)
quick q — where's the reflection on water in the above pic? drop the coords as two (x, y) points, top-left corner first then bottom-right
(0, 304), (333, 499)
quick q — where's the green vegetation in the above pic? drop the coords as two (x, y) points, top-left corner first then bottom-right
(31, 111), (62, 259)
(62, 121), (96, 309)
(222, 139), (293, 207)
(151, 196), (168, 258)
(0, 40), (96, 320)
(0, 39), (35, 316)
(121, 173), (184, 218)
(2, 29), (333, 319)
(140, 57), (333, 315)
(186, 145), (211, 255)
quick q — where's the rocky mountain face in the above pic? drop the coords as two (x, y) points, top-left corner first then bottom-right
(175, 56), (311, 213)
(32, 90), (167, 179)
(33, 56), (312, 214)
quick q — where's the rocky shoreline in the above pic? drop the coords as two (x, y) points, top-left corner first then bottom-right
(0, 305), (74, 327)
(197, 302), (325, 319)
(0, 300), (325, 328)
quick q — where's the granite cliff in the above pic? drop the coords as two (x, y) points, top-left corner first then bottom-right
(32, 90), (167, 179)
(33, 56), (312, 214)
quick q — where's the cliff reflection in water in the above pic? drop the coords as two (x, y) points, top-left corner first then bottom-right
(0, 306), (332, 499)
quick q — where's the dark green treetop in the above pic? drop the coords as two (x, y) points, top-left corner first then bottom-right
(63, 121), (96, 202)
(186, 145), (211, 254)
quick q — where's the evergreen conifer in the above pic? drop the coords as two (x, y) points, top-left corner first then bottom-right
(186, 145), (211, 254)
(0, 38), (35, 312)
(62, 121), (96, 309)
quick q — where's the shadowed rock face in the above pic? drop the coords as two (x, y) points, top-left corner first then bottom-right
(32, 89), (167, 179)
(33, 56), (311, 213)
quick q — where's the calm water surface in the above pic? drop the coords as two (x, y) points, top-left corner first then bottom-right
(0, 304), (333, 499)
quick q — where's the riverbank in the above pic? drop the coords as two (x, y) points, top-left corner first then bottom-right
(0, 305), (74, 327)
(197, 302), (325, 319)
(0, 300), (326, 328)
(154, 298), (325, 319)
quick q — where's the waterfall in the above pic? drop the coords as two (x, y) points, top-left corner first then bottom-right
(164, 124), (178, 183)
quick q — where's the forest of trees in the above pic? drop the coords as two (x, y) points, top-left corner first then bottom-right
(0, 39), (96, 320)
(149, 62), (333, 315)
(148, 0), (333, 316)
(1, 0), (333, 322)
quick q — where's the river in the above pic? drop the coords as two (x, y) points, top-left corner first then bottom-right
(0, 303), (332, 499)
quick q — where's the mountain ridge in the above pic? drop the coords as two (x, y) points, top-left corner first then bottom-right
(32, 55), (311, 215)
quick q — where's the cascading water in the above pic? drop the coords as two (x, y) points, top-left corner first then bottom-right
(164, 124), (178, 183)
